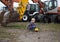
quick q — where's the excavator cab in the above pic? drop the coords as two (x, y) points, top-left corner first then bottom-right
(27, 3), (39, 14)
(44, 0), (57, 12)
(22, 3), (40, 21)
(3, 7), (8, 11)
(25, 3), (40, 21)
(43, 0), (59, 23)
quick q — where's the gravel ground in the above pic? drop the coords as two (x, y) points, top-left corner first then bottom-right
(0, 22), (60, 42)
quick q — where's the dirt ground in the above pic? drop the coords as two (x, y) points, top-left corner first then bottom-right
(0, 22), (60, 42)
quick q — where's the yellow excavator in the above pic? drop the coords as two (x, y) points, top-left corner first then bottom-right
(0, 0), (28, 26)
(0, 0), (28, 20)
(0, 0), (40, 26)
(17, 0), (28, 21)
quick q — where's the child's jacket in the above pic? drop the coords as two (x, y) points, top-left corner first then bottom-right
(27, 22), (36, 30)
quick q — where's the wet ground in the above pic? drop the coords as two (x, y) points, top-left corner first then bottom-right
(0, 22), (60, 42)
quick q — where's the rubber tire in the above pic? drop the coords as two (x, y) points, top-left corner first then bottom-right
(37, 14), (44, 22)
(33, 14), (44, 22)
(22, 15), (28, 22)
(50, 15), (57, 23)
(43, 15), (48, 23)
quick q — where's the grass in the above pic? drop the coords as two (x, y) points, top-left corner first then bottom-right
(0, 22), (60, 32)
(36, 23), (60, 32)
(5, 22), (28, 29)
(0, 22), (60, 42)
(44, 23), (60, 29)
(1, 22), (59, 32)
(3, 22), (60, 30)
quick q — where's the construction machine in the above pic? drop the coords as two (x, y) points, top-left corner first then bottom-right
(0, 0), (28, 26)
(0, 0), (28, 21)
(0, 0), (39, 26)
(17, 0), (28, 21)
(32, 0), (60, 23)
(1, 0), (21, 11)
(23, 3), (40, 21)
(0, 0), (60, 27)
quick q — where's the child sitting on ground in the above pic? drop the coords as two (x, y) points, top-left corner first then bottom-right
(27, 18), (36, 31)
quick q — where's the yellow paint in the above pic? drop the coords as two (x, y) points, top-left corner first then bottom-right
(17, 0), (28, 20)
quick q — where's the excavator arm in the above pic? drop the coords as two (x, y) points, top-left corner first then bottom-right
(0, 0), (28, 26)
(17, 0), (28, 20)
(32, 0), (44, 14)
(0, 0), (28, 20)
(0, 0), (21, 11)
(32, 0), (44, 8)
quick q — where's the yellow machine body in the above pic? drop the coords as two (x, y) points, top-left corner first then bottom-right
(17, 0), (28, 20)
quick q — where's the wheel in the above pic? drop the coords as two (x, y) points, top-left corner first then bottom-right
(43, 15), (48, 23)
(50, 15), (57, 23)
(22, 15), (28, 22)
(37, 14), (44, 22)
(33, 14), (38, 22)
(44, 17), (48, 23)
(33, 13), (40, 22)
(33, 14), (44, 22)
(57, 15), (60, 23)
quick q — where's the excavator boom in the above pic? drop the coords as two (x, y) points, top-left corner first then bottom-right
(32, 0), (44, 8)
(0, 0), (28, 20)
(0, 0), (21, 11)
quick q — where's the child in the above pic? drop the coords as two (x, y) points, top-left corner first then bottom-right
(27, 18), (36, 31)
